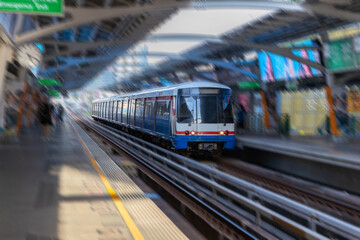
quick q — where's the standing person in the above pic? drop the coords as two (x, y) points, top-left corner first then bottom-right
(335, 95), (349, 135)
(57, 104), (64, 124)
(236, 104), (247, 131)
(39, 96), (53, 141)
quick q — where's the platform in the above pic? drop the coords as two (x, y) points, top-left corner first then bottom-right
(0, 118), (188, 240)
(237, 135), (360, 170)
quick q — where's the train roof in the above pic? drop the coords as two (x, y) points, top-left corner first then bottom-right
(93, 81), (231, 102)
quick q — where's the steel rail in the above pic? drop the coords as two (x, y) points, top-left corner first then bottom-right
(71, 113), (260, 240)
(75, 114), (360, 240)
(217, 160), (360, 226)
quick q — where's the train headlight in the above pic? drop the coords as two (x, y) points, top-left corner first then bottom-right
(225, 130), (229, 135)
(219, 130), (225, 135)
(185, 130), (190, 135)
(190, 130), (196, 135)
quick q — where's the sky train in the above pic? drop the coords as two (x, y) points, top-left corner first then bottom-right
(91, 82), (235, 154)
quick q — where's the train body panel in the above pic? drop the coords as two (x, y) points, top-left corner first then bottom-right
(91, 82), (235, 153)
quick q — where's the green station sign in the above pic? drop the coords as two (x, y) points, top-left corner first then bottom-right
(238, 81), (261, 90)
(0, 0), (63, 15)
(324, 36), (360, 72)
(47, 89), (61, 97)
(37, 78), (61, 86)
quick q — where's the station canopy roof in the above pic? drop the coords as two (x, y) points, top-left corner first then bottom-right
(7, 0), (360, 91)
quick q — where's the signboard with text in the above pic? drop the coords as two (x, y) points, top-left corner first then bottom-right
(0, 0), (63, 15)
(324, 38), (355, 71)
(324, 36), (360, 72)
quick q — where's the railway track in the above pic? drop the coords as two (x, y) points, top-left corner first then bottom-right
(216, 158), (360, 227)
(70, 112), (360, 240)
(70, 113), (263, 240)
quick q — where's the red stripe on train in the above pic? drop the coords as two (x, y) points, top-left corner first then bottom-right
(176, 131), (235, 135)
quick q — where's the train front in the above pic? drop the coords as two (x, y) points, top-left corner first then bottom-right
(175, 86), (235, 153)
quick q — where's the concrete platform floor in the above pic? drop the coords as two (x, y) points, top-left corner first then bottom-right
(0, 120), (192, 240)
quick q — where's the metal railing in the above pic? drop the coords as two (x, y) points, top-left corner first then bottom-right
(79, 115), (360, 240)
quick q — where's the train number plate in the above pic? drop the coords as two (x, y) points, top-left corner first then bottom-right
(203, 143), (217, 150)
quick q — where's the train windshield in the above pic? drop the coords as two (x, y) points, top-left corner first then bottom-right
(178, 96), (196, 123)
(178, 88), (233, 124)
(197, 96), (218, 123)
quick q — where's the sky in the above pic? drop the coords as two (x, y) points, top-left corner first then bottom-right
(88, 7), (275, 88)
(135, 8), (274, 66)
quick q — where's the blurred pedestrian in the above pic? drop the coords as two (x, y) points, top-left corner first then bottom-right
(57, 104), (64, 124)
(39, 96), (53, 141)
(335, 95), (349, 135)
(236, 104), (247, 130)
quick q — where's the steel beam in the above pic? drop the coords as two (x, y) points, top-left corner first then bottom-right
(191, 0), (303, 11)
(15, 0), (304, 45)
(43, 51), (257, 78)
(302, 2), (360, 23)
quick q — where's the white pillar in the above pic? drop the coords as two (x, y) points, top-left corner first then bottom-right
(0, 44), (13, 129)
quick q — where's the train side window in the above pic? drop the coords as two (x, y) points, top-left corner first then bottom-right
(109, 101), (113, 120)
(117, 100), (122, 122)
(104, 102), (107, 118)
(129, 100), (135, 126)
(144, 100), (154, 131)
(109, 101), (112, 120)
(113, 101), (117, 120)
(108, 101), (111, 119)
(106, 102), (109, 119)
(107, 101), (110, 119)
(107, 102), (110, 119)
(102, 102), (105, 118)
(155, 100), (170, 135)
(122, 100), (128, 124)
(135, 99), (144, 128)
(103, 102), (105, 118)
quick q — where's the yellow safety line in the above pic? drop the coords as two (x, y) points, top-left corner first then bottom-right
(70, 120), (145, 240)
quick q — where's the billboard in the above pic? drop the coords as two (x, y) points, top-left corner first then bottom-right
(324, 36), (360, 72)
(258, 39), (322, 82)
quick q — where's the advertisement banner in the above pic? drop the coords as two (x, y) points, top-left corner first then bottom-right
(237, 93), (250, 112)
(347, 89), (360, 114)
(258, 39), (322, 82)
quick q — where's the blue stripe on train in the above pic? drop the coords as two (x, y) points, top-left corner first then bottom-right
(174, 135), (235, 150)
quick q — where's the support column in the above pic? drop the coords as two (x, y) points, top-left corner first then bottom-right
(0, 44), (13, 130)
(260, 90), (270, 129)
(325, 83), (338, 136)
(322, 31), (339, 137)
